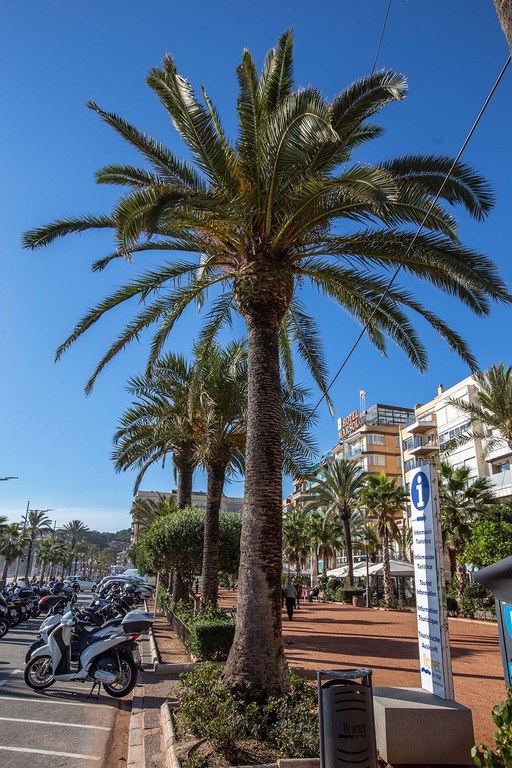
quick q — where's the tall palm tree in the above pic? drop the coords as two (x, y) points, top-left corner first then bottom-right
(359, 472), (407, 608)
(0, 524), (29, 587)
(113, 353), (199, 506)
(45, 536), (68, 580)
(23, 33), (511, 698)
(448, 362), (512, 455)
(301, 459), (367, 586)
(438, 461), (496, 599)
(24, 510), (52, 580)
(61, 520), (89, 575)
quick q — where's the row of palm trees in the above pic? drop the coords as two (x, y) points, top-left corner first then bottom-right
(0, 516), (111, 587)
(22, 31), (512, 698)
(284, 460), (408, 607)
(287, 445), (510, 609)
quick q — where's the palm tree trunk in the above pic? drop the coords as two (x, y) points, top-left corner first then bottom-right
(24, 539), (34, 581)
(1, 560), (9, 588)
(342, 517), (354, 587)
(382, 532), (395, 608)
(177, 464), (193, 508)
(223, 306), (288, 700)
(200, 456), (227, 610)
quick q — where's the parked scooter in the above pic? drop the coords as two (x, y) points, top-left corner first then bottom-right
(24, 609), (153, 697)
(0, 593), (10, 639)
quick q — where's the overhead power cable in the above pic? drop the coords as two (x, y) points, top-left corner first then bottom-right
(312, 53), (512, 417)
(372, 0), (393, 73)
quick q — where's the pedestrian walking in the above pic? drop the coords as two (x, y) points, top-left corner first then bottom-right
(285, 581), (297, 621)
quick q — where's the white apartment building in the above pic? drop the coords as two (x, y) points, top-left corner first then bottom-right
(401, 375), (512, 519)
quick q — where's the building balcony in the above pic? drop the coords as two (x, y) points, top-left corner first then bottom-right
(406, 418), (436, 434)
(408, 435), (439, 457)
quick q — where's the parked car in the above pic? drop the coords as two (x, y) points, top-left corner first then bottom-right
(66, 575), (97, 591)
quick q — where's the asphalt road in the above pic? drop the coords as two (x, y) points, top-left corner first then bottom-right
(0, 593), (129, 767)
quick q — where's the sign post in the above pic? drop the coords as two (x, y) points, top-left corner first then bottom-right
(408, 464), (454, 700)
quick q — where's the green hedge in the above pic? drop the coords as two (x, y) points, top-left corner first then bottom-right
(188, 618), (236, 661)
(334, 587), (365, 604)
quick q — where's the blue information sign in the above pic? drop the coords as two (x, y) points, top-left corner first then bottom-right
(411, 470), (430, 512)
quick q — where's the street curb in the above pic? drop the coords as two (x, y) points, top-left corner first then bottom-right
(149, 624), (199, 675)
(161, 701), (182, 768)
(127, 677), (145, 768)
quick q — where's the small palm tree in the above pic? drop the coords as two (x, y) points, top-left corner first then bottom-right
(45, 537), (68, 580)
(36, 537), (54, 582)
(113, 353), (199, 506)
(301, 459), (367, 586)
(24, 31), (511, 698)
(61, 520), (89, 575)
(448, 362), (512, 454)
(283, 508), (310, 579)
(306, 509), (344, 576)
(438, 461), (497, 599)
(359, 473), (407, 608)
(0, 524), (29, 587)
(24, 510), (52, 580)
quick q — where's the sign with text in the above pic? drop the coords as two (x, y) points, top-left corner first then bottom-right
(408, 464), (454, 700)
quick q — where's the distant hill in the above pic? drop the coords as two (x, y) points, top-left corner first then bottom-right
(85, 528), (131, 550)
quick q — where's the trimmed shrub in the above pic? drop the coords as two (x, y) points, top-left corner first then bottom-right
(460, 582), (495, 620)
(334, 587), (365, 604)
(188, 618), (236, 661)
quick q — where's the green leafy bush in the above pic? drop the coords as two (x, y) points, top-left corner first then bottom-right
(175, 663), (319, 761)
(157, 584), (172, 613)
(175, 663), (244, 753)
(472, 689), (512, 767)
(460, 582), (495, 620)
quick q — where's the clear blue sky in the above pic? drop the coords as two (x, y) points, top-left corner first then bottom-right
(1, 0), (511, 532)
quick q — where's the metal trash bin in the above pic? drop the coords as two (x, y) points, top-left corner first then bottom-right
(474, 555), (512, 686)
(318, 668), (377, 768)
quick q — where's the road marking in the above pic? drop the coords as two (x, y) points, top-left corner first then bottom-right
(0, 669), (21, 688)
(0, 695), (107, 708)
(0, 745), (100, 760)
(0, 716), (110, 730)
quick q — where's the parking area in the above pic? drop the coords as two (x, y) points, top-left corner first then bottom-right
(0, 598), (129, 768)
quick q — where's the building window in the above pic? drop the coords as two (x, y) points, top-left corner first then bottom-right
(367, 434), (385, 446)
(402, 437), (414, 452)
(369, 454), (386, 467)
(438, 421), (471, 447)
(395, 436), (400, 447)
(396, 456), (402, 467)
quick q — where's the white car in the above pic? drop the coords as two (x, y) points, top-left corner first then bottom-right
(67, 575), (96, 591)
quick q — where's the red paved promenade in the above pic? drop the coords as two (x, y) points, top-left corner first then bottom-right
(218, 589), (503, 746)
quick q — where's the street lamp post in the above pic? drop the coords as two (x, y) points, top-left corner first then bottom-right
(364, 534), (370, 608)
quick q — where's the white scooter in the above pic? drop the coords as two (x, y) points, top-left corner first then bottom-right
(24, 609), (153, 698)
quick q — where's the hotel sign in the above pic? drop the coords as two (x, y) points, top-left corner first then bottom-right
(337, 409), (361, 438)
(408, 464), (454, 700)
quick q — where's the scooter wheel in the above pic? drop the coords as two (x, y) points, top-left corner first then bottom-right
(102, 655), (138, 698)
(24, 655), (55, 689)
(25, 638), (45, 663)
(0, 618), (9, 639)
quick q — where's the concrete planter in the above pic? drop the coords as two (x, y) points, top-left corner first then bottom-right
(169, 611), (191, 646)
(352, 595), (365, 607)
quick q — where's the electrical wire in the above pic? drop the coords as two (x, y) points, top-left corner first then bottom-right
(372, 0), (393, 74)
(311, 53), (512, 416)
